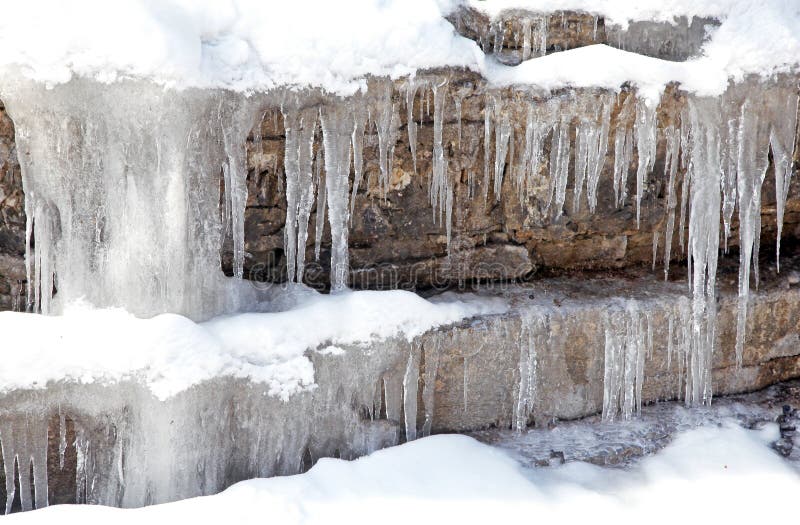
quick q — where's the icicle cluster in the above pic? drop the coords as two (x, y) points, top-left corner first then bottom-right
(5, 79), (262, 321)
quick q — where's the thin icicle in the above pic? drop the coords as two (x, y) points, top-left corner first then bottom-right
(662, 125), (681, 279)
(483, 94), (493, 202)
(613, 95), (635, 208)
(349, 103), (367, 218)
(734, 99), (770, 368)
(634, 99), (657, 227)
(430, 79), (450, 223)
(770, 88), (799, 271)
(314, 145), (326, 262)
(678, 108), (692, 256)
(405, 79), (419, 174)
(493, 95), (511, 202)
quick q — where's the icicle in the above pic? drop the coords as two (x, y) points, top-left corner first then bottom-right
(514, 311), (540, 431)
(421, 339), (441, 437)
(721, 111), (739, 249)
(662, 125), (681, 279)
(375, 84), (398, 197)
(402, 349), (419, 441)
(685, 96), (721, 406)
(519, 100), (547, 205)
(734, 99), (771, 368)
(430, 79), (450, 221)
(220, 99), (259, 280)
(586, 99), (612, 213)
(634, 99), (657, 227)
(482, 94), (493, 202)
(281, 106), (318, 283)
(534, 16), (548, 57)
(612, 95), (635, 208)
(58, 408), (67, 470)
(493, 95), (511, 202)
(349, 103), (367, 218)
(518, 103), (536, 203)
(678, 108), (692, 255)
(770, 88), (799, 271)
(574, 97), (611, 213)
(405, 79), (419, 174)
(602, 301), (646, 422)
(314, 145), (326, 262)
(445, 186), (454, 254)
(547, 110), (571, 219)
(493, 19), (505, 55)
(1, 417), (48, 512)
(320, 103), (353, 291)
(521, 18), (532, 61)
(652, 231), (660, 270)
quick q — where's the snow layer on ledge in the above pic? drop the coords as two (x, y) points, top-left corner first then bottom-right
(6, 424), (799, 524)
(486, 45), (726, 104)
(485, 0), (800, 102)
(0, 1), (798, 96)
(0, 290), (507, 400)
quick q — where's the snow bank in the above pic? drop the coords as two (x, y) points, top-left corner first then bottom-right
(0, 1), (798, 96)
(6, 423), (798, 523)
(0, 289), (507, 400)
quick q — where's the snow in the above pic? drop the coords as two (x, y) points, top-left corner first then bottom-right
(0, 0), (482, 95)
(5, 423), (798, 524)
(0, 1), (798, 97)
(0, 289), (507, 400)
(460, 0), (732, 26)
(486, 0), (800, 102)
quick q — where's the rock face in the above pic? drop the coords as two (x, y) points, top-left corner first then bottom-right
(2, 256), (800, 511)
(0, 104), (24, 311)
(0, 6), (800, 514)
(0, 11), (799, 302)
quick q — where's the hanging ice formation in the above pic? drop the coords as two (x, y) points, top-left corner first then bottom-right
(2, 64), (798, 421)
(6, 79), (264, 321)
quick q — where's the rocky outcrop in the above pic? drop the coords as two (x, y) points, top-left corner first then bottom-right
(2, 253), (800, 511)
